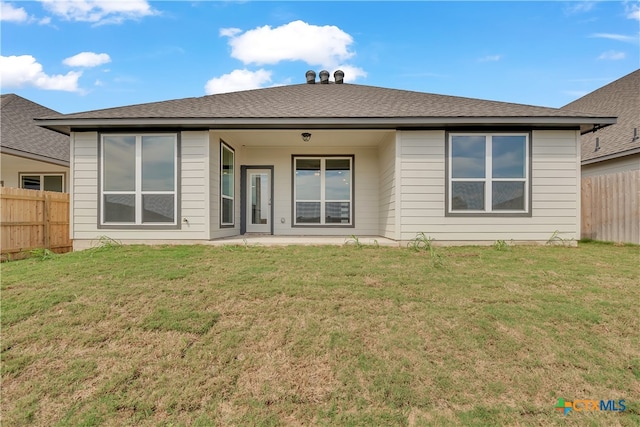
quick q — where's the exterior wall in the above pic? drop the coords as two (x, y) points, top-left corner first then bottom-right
(238, 144), (380, 236)
(68, 127), (583, 246)
(209, 131), (241, 239)
(0, 153), (69, 191)
(70, 131), (210, 248)
(581, 154), (640, 177)
(378, 132), (397, 239)
(70, 132), (98, 241)
(397, 130), (581, 243)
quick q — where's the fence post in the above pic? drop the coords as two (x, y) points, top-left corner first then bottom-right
(581, 176), (592, 240)
(44, 192), (51, 251)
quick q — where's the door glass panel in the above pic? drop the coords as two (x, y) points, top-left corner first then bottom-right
(251, 173), (269, 225)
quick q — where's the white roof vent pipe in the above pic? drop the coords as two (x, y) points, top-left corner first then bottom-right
(305, 70), (316, 84)
(334, 70), (344, 84)
(319, 70), (330, 84)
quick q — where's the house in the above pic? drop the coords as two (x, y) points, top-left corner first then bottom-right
(36, 70), (616, 250)
(563, 69), (639, 244)
(1, 94), (70, 192)
(563, 69), (639, 178)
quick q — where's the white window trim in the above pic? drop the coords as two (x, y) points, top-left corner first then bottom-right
(220, 141), (235, 227)
(100, 133), (178, 227)
(19, 173), (65, 192)
(448, 133), (529, 214)
(293, 156), (353, 226)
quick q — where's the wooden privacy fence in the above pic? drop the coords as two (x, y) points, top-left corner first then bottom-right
(581, 170), (640, 244)
(1, 187), (72, 260)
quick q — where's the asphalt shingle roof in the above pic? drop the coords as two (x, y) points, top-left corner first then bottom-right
(562, 69), (640, 163)
(1, 94), (69, 165)
(42, 83), (605, 121)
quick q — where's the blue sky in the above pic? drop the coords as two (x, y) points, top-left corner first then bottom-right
(1, 1), (638, 114)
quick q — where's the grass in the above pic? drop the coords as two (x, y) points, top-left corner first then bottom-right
(1, 241), (639, 426)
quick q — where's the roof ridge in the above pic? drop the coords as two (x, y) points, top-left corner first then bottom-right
(1, 93), (18, 108)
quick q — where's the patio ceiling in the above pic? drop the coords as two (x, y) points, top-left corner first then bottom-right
(217, 129), (394, 147)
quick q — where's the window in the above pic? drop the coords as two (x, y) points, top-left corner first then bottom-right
(20, 174), (65, 192)
(448, 133), (529, 215)
(101, 134), (178, 226)
(293, 156), (353, 226)
(221, 141), (235, 226)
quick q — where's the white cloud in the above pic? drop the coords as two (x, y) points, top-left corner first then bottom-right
(0, 55), (82, 91)
(38, 16), (51, 25)
(564, 1), (596, 15)
(1, 2), (28, 22)
(63, 52), (111, 67)
(597, 50), (626, 60)
(625, 1), (640, 20)
(38, 0), (156, 25)
(219, 27), (241, 37)
(479, 54), (502, 62)
(563, 90), (589, 98)
(205, 69), (272, 95)
(335, 65), (367, 82)
(590, 33), (638, 43)
(222, 20), (355, 67)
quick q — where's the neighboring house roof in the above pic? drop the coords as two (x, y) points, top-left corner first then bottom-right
(562, 69), (640, 165)
(1, 94), (69, 166)
(36, 82), (615, 134)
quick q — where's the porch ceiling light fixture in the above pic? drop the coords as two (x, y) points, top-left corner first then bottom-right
(301, 132), (312, 142)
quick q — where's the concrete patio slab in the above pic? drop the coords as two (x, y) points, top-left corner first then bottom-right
(206, 235), (401, 247)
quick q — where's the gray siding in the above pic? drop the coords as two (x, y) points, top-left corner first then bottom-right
(71, 131), (210, 244)
(378, 133), (396, 239)
(397, 130), (581, 242)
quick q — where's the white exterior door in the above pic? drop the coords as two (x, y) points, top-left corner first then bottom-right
(246, 169), (271, 233)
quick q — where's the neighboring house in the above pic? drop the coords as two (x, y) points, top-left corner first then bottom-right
(563, 69), (639, 177)
(1, 94), (70, 192)
(36, 70), (615, 250)
(563, 69), (640, 244)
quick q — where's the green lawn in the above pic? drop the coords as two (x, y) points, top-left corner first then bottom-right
(1, 241), (638, 426)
